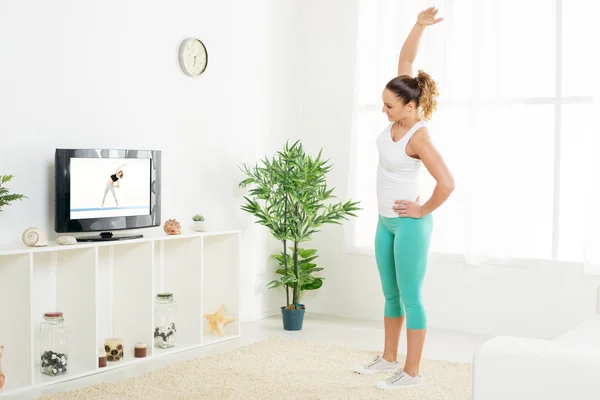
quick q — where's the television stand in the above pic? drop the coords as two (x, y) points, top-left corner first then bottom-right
(0, 230), (241, 397)
(76, 232), (143, 242)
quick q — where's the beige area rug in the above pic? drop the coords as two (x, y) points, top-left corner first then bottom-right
(38, 337), (472, 400)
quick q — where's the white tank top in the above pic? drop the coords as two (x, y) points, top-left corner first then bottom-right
(376, 120), (427, 218)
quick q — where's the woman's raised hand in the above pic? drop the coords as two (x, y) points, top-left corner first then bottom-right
(417, 7), (444, 26)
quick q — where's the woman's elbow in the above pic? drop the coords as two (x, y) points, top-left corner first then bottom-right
(440, 179), (455, 194)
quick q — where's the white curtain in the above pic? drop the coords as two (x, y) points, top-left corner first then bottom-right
(346, 0), (600, 272)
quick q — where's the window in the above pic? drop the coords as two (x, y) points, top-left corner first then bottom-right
(348, 0), (598, 265)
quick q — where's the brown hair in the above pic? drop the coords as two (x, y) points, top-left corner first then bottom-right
(385, 70), (439, 120)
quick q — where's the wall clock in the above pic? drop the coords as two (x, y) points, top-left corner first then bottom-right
(178, 38), (208, 77)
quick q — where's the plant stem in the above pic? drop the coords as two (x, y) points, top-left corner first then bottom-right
(293, 240), (299, 307)
(293, 202), (300, 307)
(283, 238), (290, 306)
(284, 189), (290, 306)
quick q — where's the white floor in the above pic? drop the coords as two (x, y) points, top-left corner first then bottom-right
(9, 313), (492, 399)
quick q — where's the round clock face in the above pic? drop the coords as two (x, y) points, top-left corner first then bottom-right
(179, 38), (208, 77)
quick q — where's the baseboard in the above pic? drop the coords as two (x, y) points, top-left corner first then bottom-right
(253, 309), (280, 321)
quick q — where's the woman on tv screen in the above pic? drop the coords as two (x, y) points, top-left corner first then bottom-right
(101, 164), (126, 208)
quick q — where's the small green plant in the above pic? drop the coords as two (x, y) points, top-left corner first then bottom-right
(0, 175), (27, 212)
(192, 214), (205, 222)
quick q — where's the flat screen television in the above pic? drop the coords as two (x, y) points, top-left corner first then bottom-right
(54, 149), (161, 242)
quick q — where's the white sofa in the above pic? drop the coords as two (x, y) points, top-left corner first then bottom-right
(473, 314), (600, 400)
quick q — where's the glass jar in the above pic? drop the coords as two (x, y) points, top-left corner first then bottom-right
(154, 293), (177, 348)
(40, 312), (68, 376)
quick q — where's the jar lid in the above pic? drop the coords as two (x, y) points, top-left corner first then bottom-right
(156, 293), (173, 299)
(44, 311), (63, 318)
(134, 343), (147, 348)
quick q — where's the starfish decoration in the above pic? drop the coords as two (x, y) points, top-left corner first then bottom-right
(203, 305), (235, 336)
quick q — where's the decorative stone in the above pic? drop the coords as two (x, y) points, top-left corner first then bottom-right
(22, 227), (48, 247)
(154, 324), (177, 348)
(56, 236), (77, 245)
(163, 219), (182, 235)
(40, 350), (68, 376)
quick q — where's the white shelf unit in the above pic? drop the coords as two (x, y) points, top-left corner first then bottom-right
(0, 230), (241, 398)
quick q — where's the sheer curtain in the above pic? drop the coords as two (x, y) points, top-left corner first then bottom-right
(346, 0), (600, 272)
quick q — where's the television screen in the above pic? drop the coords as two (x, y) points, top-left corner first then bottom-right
(54, 148), (161, 239)
(69, 158), (151, 220)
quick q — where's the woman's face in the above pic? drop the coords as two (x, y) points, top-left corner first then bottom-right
(381, 89), (415, 122)
(117, 171), (124, 178)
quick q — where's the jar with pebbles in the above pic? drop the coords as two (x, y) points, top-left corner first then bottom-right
(40, 312), (68, 376)
(154, 293), (177, 348)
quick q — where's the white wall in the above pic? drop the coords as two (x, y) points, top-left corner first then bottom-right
(295, 0), (600, 339)
(0, 0), (305, 323)
(2, 0), (597, 338)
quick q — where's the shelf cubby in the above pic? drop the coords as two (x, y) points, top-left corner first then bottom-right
(201, 233), (240, 346)
(0, 254), (32, 393)
(97, 241), (154, 370)
(153, 236), (203, 356)
(31, 247), (97, 385)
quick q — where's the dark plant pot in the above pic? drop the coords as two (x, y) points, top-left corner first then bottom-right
(281, 304), (306, 331)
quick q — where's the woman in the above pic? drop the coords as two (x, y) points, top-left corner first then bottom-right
(353, 7), (454, 390)
(101, 164), (126, 208)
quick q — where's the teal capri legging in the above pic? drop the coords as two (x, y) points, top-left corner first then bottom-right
(374, 213), (433, 330)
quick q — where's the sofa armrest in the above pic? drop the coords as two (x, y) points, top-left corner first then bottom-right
(473, 336), (600, 400)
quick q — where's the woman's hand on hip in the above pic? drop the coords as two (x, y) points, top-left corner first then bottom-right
(393, 196), (423, 218)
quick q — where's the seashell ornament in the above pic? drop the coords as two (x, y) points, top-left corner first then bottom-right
(163, 219), (182, 235)
(22, 227), (48, 247)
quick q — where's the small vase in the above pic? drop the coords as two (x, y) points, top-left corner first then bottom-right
(191, 220), (205, 232)
(0, 345), (5, 389)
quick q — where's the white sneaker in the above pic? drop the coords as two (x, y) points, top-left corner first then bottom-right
(375, 370), (423, 389)
(354, 355), (398, 374)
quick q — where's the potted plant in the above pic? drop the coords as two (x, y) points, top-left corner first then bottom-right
(268, 247), (323, 330)
(0, 175), (26, 212)
(239, 140), (360, 331)
(191, 214), (205, 231)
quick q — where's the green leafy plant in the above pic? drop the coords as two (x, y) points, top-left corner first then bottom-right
(0, 175), (26, 212)
(192, 214), (205, 221)
(268, 248), (323, 302)
(239, 140), (361, 310)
